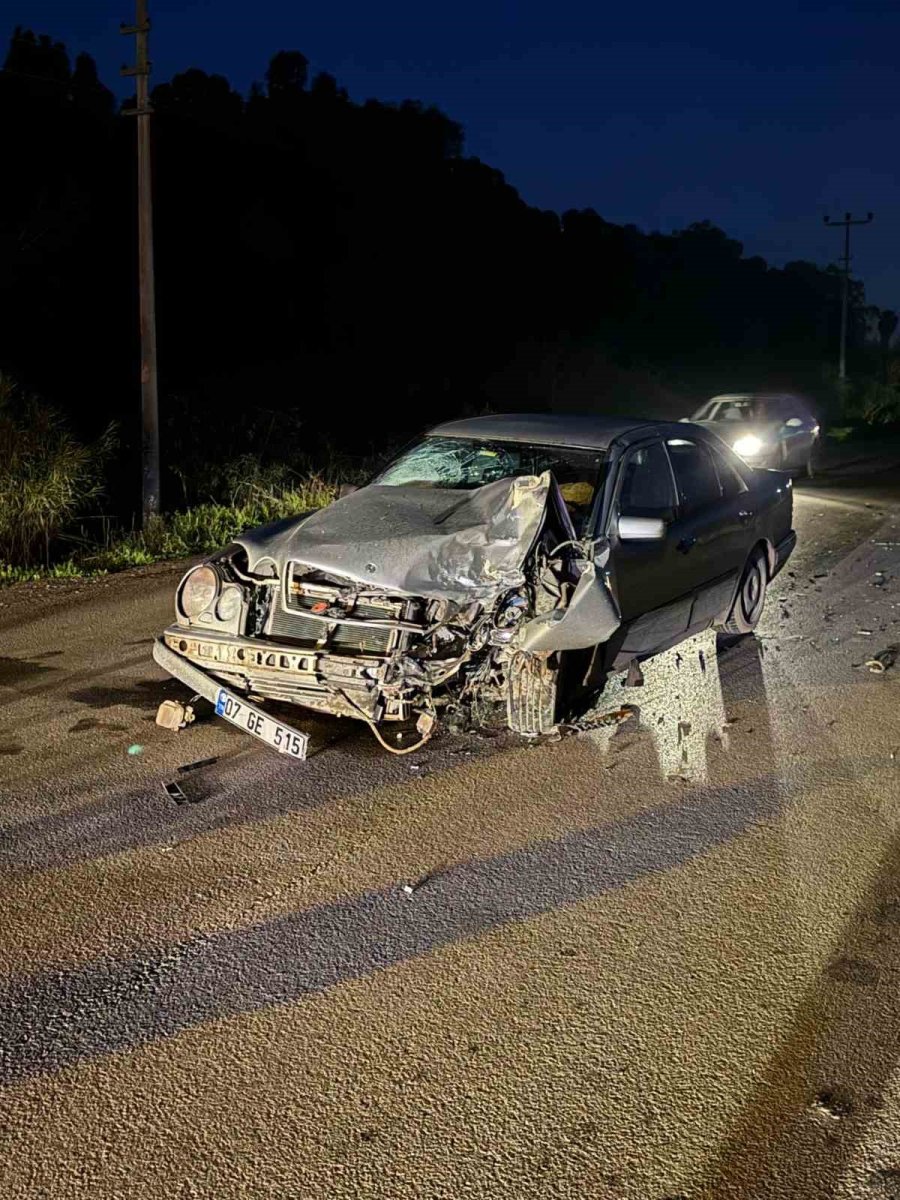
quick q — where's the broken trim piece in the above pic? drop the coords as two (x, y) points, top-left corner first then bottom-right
(515, 559), (621, 653)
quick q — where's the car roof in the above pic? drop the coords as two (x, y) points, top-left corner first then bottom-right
(427, 412), (658, 451)
(706, 393), (811, 406)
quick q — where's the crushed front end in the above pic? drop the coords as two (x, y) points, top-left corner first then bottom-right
(154, 471), (621, 750)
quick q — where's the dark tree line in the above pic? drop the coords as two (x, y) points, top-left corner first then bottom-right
(0, 27), (892, 509)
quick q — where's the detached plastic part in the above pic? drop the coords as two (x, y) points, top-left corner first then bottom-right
(155, 699), (196, 731)
(865, 645), (898, 674)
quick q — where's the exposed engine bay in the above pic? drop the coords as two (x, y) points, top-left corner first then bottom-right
(155, 471), (621, 753)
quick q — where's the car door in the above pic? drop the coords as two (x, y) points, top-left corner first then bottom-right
(769, 398), (816, 467)
(605, 438), (695, 656)
(665, 437), (748, 628)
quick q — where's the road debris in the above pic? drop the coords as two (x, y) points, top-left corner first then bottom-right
(857, 629), (874, 637)
(400, 867), (446, 898)
(156, 699), (196, 731)
(865, 646), (898, 674)
(127, 744), (144, 756)
(176, 756), (219, 774)
(625, 659), (645, 687)
(811, 1090), (853, 1120)
(163, 781), (190, 804)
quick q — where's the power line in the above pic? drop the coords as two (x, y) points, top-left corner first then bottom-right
(823, 210), (874, 382)
(121, 0), (160, 524)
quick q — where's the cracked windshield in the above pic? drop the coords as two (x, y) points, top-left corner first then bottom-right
(375, 435), (607, 528)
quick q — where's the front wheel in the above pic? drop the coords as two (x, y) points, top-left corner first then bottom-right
(720, 546), (768, 635)
(506, 651), (559, 736)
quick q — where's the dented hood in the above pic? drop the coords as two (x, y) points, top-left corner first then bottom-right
(234, 474), (551, 603)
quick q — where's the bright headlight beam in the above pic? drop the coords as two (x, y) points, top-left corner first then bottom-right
(733, 435), (763, 458)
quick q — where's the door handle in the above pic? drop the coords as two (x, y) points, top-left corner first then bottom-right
(677, 535), (696, 553)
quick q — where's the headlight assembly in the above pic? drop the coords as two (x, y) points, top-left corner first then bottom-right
(216, 585), (243, 623)
(179, 565), (219, 618)
(733, 435), (764, 459)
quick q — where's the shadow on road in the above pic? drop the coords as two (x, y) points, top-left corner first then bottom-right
(702, 824), (900, 1199)
(0, 634), (797, 1086)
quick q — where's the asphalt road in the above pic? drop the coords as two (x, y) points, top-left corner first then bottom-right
(1, 473), (900, 1200)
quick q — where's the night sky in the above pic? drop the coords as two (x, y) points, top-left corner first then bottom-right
(12, 0), (900, 309)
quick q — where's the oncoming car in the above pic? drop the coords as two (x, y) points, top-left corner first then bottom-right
(687, 393), (820, 475)
(153, 414), (795, 755)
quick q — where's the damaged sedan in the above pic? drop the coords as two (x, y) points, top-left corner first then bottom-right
(153, 414), (795, 755)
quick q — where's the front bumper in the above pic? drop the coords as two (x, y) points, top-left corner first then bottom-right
(154, 627), (402, 722)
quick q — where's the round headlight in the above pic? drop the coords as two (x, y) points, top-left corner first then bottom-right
(179, 565), (219, 618)
(733, 435), (763, 459)
(216, 585), (242, 623)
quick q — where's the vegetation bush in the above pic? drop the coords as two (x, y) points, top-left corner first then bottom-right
(87, 475), (335, 571)
(0, 375), (115, 567)
(0, 383), (337, 583)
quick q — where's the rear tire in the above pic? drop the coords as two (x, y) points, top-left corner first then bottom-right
(506, 651), (559, 736)
(721, 546), (768, 635)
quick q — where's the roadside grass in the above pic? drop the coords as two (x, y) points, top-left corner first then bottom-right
(0, 375), (115, 570)
(0, 475), (337, 587)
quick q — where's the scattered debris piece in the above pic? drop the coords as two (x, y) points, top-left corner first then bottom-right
(811, 1090), (853, 1120)
(163, 781), (190, 804)
(401, 868), (444, 898)
(600, 706), (637, 727)
(177, 756), (219, 775)
(698, 650), (706, 674)
(873, 572), (887, 588)
(127, 743), (144, 756)
(625, 659), (644, 688)
(865, 646), (898, 674)
(156, 699), (196, 731)
(677, 720), (692, 742)
(857, 629), (874, 637)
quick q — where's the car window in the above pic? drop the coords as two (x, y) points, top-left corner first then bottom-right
(713, 399), (756, 422)
(372, 435), (607, 532)
(666, 439), (722, 514)
(709, 446), (747, 499)
(617, 442), (676, 516)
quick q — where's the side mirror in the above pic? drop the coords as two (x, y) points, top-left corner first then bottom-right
(617, 514), (667, 541)
(338, 483), (359, 498)
(784, 417), (803, 428)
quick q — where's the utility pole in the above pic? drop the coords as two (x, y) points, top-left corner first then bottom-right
(823, 211), (873, 382)
(121, 0), (160, 523)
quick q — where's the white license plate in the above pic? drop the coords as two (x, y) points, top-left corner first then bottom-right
(214, 688), (308, 759)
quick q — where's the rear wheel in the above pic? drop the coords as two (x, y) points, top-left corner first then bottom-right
(506, 651), (559, 736)
(721, 546), (768, 635)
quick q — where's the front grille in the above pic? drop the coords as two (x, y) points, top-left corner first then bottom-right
(268, 606), (393, 654)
